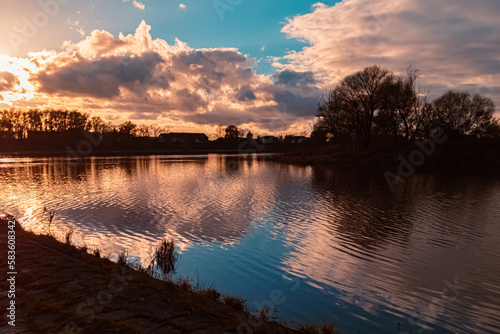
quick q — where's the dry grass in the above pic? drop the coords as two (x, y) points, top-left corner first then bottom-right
(78, 242), (88, 253)
(154, 238), (178, 278)
(177, 276), (193, 292)
(92, 247), (101, 258)
(117, 249), (128, 266)
(64, 227), (73, 245)
(320, 322), (338, 334)
(298, 323), (338, 334)
(223, 294), (246, 311)
(259, 307), (271, 321)
(199, 287), (221, 301)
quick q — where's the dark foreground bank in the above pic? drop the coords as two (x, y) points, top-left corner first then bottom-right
(0, 215), (337, 334)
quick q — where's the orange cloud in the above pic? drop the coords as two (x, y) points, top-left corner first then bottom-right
(0, 21), (319, 135)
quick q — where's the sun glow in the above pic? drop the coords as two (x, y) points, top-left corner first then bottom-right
(0, 54), (36, 105)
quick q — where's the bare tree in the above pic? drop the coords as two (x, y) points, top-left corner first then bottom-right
(136, 125), (152, 137)
(67, 110), (88, 130)
(431, 91), (496, 138)
(317, 65), (393, 147)
(25, 109), (43, 131)
(212, 124), (226, 140)
(119, 121), (137, 136)
(86, 116), (105, 132)
(377, 66), (430, 141)
(225, 125), (244, 139)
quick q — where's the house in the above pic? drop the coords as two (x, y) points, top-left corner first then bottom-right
(285, 135), (310, 145)
(0, 131), (16, 140)
(158, 132), (208, 144)
(258, 135), (278, 145)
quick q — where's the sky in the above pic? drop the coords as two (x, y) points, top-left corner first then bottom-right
(0, 0), (499, 135)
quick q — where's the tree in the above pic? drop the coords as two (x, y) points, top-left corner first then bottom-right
(67, 110), (88, 130)
(119, 121), (137, 136)
(0, 110), (14, 133)
(246, 131), (253, 139)
(376, 66), (430, 142)
(86, 116), (105, 132)
(136, 125), (152, 137)
(482, 121), (500, 138)
(212, 124), (226, 140)
(25, 109), (43, 131)
(224, 125), (243, 139)
(45, 109), (69, 132)
(150, 125), (170, 137)
(316, 65), (393, 147)
(430, 91), (496, 139)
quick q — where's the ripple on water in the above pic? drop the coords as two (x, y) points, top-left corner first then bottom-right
(1, 156), (500, 333)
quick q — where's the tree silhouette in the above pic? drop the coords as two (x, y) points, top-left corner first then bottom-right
(224, 125), (243, 139)
(86, 116), (105, 132)
(119, 121), (137, 136)
(212, 124), (226, 140)
(430, 91), (496, 139)
(376, 66), (430, 142)
(317, 65), (393, 147)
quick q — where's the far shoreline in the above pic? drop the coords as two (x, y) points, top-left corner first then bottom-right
(0, 148), (281, 158)
(2, 138), (500, 176)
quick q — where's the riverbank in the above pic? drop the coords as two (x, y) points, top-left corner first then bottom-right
(0, 148), (278, 158)
(271, 139), (500, 173)
(0, 216), (336, 334)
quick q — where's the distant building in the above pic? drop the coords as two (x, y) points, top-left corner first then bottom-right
(259, 135), (278, 144)
(286, 135), (309, 145)
(0, 131), (16, 140)
(158, 132), (208, 144)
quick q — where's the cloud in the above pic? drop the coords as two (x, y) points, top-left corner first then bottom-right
(67, 20), (86, 38)
(280, 0), (500, 112)
(179, 3), (186, 9)
(2, 21), (318, 134)
(133, 0), (145, 10)
(236, 87), (256, 101)
(35, 52), (165, 98)
(0, 71), (20, 92)
(274, 70), (316, 87)
(123, 0), (145, 10)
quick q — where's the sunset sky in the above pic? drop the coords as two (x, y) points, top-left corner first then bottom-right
(1, 0), (499, 135)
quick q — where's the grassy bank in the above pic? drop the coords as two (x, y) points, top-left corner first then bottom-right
(0, 216), (338, 334)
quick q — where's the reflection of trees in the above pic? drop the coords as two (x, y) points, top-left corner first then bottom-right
(310, 166), (413, 251)
(223, 156), (239, 175)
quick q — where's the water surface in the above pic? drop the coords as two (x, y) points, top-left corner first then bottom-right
(1, 154), (499, 333)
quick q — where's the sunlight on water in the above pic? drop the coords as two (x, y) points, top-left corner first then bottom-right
(1, 154), (500, 333)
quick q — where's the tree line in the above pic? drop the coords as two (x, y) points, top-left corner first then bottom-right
(0, 109), (169, 138)
(313, 65), (500, 147)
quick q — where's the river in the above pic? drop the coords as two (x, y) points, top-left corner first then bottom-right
(1, 154), (499, 333)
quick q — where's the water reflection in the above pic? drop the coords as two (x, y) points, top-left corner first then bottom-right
(1, 155), (500, 333)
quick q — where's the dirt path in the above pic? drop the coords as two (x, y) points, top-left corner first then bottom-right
(0, 219), (297, 334)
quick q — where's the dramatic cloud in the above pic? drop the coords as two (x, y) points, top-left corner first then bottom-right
(280, 0), (500, 112)
(0, 71), (20, 92)
(1, 21), (317, 134)
(35, 52), (165, 98)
